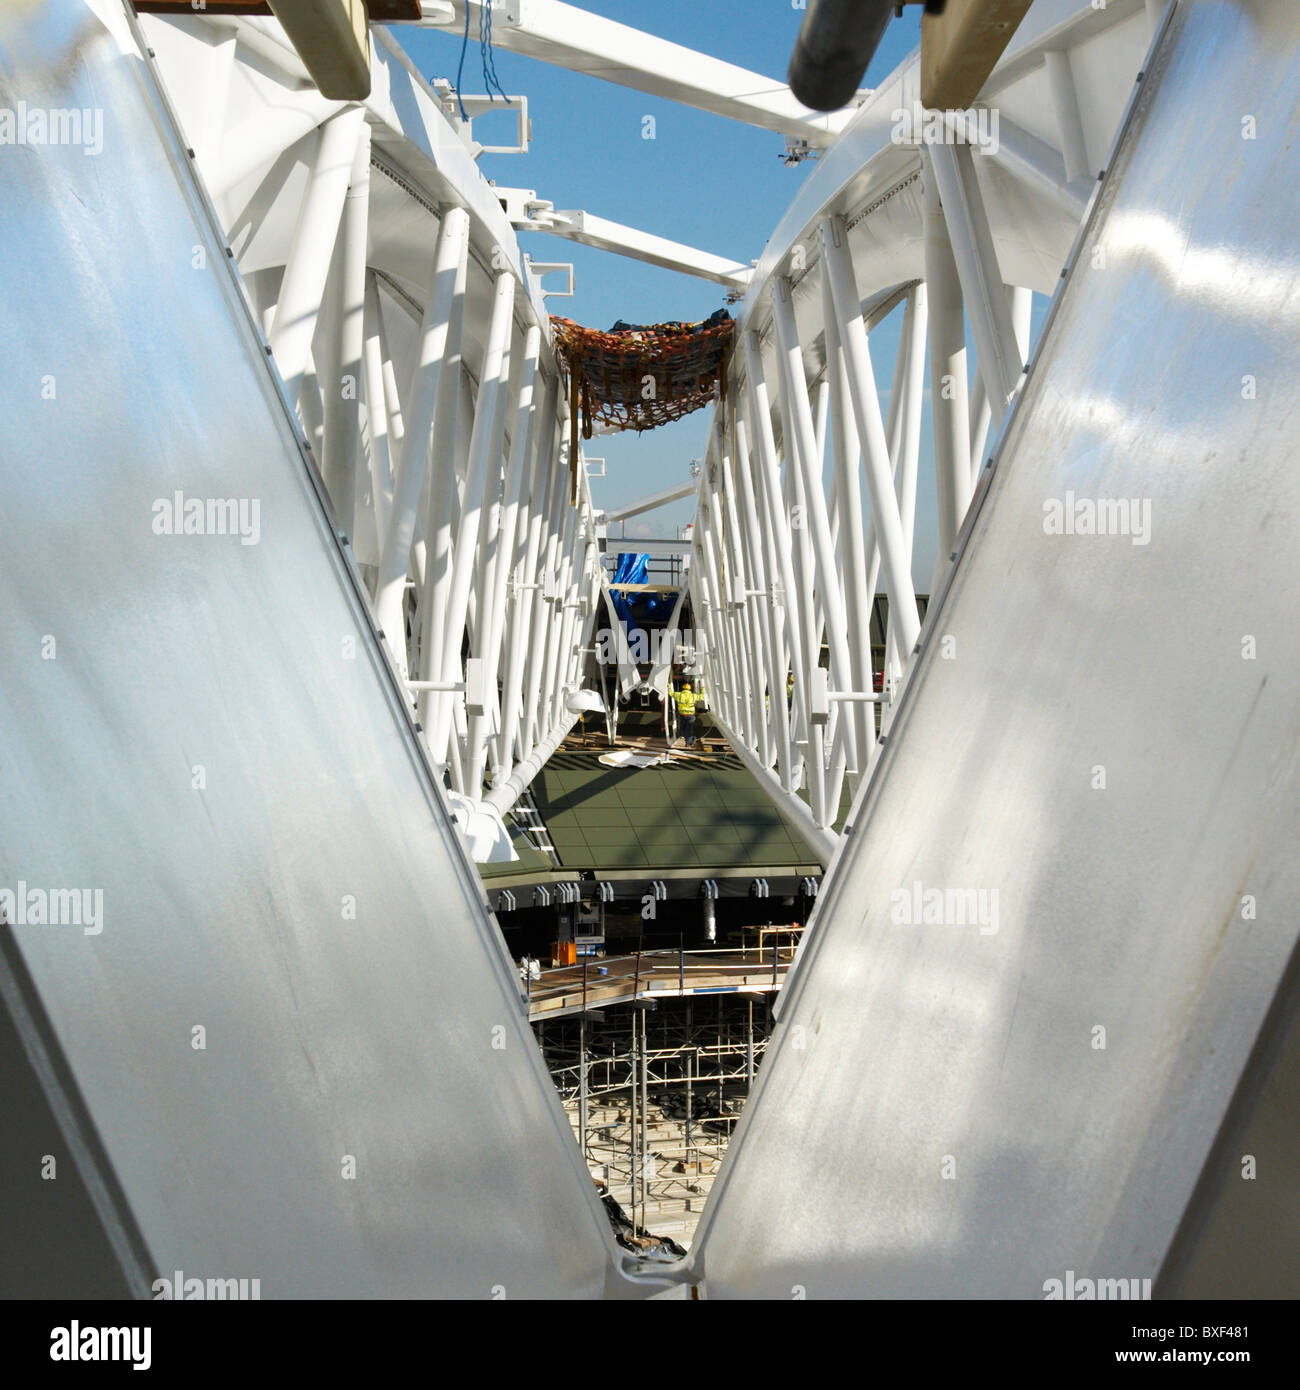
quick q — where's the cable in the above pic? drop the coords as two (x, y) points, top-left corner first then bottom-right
(481, 1), (509, 103)
(453, 1), (471, 122)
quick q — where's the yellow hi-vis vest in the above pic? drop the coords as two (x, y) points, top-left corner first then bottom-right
(674, 689), (697, 717)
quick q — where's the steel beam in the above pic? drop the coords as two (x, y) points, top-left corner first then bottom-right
(927, 143), (1023, 424)
(377, 205), (471, 679)
(268, 104), (364, 408)
(430, 1), (853, 146)
(772, 276), (857, 788)
(432, 269), (514, 762)
(601, 480), (700, 525)
(743, 331), (811, 796)
(360, 272), (395, 551)
(819, 215), (919, 658)
(322, 118), (371, 540)
(922, 162), (972, 557)
(514, 206), (752, 291)
(416, 218), (470, 733)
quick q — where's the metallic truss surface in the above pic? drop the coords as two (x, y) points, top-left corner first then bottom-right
(1, 0), (1296, 1299)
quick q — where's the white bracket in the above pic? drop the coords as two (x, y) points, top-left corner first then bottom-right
(407, 656), (487, 718)
(809, 666), (829, 727)
(782, 136), (819, 166)
(526, 258), (574, 298)
(464, 657), (488, 718)
(431, 84), (530, 156)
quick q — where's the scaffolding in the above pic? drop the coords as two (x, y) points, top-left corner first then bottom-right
(535, 995), (771, 1248)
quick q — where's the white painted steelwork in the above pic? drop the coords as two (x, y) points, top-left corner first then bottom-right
(2, 0), (1295, 1303)
(693, 0), (1300, 1299)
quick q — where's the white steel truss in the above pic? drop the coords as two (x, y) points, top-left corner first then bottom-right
(140, 11), (603, 827)
(682, 0), (1161, 863)
(138, 0), (1160, 856)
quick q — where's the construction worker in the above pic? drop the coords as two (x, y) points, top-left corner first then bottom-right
(673, 680), (698, 748)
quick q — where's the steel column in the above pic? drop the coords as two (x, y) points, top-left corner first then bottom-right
(718, 420), (766, 757)
(416, 223), (470, 731)
(521, 448), (566, 759)
(822, 265), (874, 779)
(734, 417), (787, 776)
(819, 215), (920, 659)
(772, 276), (857, 786)
(433, 270), (516, 763)
(742, 331), (811, 793)
(498, 371), (556, 771)
(268, 105), (364, 409)
(360, 272), (395, 556)
(1044, 49), (1090, 183)
(927, 143), (1023, 425)
(378, 205), (471, 681)
(321, 118), (370, 544)
(883, 286), (927, 686)
(922, 166), (973, 559)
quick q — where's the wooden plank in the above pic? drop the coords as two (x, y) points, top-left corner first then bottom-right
(133, 2), (422, 19)
(262, 0), (369, 98)
(920, 0), (1034, 110)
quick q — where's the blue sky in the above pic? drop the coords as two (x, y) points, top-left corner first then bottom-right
(398, 4), (987, 589)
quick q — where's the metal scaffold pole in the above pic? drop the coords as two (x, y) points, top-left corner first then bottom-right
(639, 1007), (650, 1234)
(628, 1018), (637, 1231)
(685, 1001), (694, 1158)
(746, 999), (754, 1089)
(717, 996), (724, 1113)
(578, 1014), (588, 1167)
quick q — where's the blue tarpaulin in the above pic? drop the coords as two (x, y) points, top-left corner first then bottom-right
(610, 553), (677, 631)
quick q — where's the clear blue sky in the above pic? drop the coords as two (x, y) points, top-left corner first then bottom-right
(398, 3), (1021, 590)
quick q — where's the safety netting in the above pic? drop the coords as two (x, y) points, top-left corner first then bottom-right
(551, 309), (734, 433)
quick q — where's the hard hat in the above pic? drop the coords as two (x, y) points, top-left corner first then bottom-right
(682, 681), (692, 689)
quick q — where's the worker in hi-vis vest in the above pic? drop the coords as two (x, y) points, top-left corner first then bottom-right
(673, 681), (698, 748)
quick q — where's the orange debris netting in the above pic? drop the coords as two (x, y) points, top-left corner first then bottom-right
(551, 310), (734, 434)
